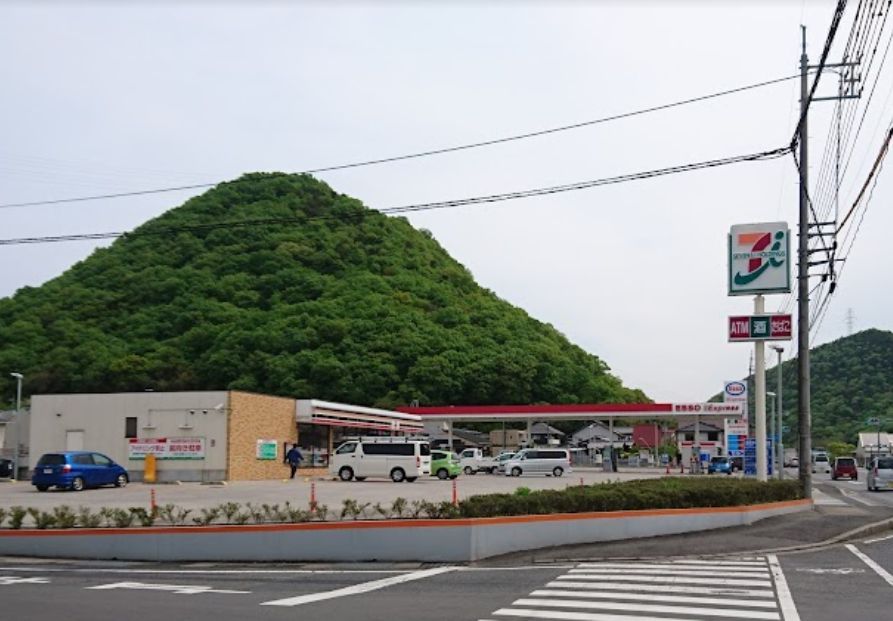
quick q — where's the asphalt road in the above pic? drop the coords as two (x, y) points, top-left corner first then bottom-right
(2, 534), (892, 621)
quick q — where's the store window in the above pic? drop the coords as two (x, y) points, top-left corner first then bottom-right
(297, 424), (329, 468)
(125, 417), (138, 439)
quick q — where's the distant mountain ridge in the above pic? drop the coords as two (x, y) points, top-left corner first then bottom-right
(0, 173), (648, 409)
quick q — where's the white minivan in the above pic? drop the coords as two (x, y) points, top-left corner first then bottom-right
(504, 448), (572, 477)
(330, 437), (432, 482)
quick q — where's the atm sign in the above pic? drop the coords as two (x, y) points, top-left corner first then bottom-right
(728, 314), (792, 342)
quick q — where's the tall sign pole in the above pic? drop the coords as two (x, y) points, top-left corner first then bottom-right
(754, 295), (767, 480)
(797, 26), (812, 498)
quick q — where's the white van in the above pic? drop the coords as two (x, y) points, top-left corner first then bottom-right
(504, 448), (572, 477)
(329, 437), (431, 482)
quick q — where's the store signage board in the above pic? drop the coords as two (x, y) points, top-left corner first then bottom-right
(728, 222), (791, 296)
(128, 437), (205, 460)
(728, 314), (793, 342)
(256, 439), (278, 460)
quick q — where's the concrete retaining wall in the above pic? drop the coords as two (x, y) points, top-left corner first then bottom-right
(0, 499), (812, 562)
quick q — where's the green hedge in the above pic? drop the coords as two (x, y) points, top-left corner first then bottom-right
(458, 477), (803, 518)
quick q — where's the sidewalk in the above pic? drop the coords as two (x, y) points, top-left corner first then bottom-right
(480, 483), (893, 565)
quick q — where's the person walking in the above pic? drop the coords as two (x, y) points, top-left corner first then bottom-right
(284, 443), (304, 479)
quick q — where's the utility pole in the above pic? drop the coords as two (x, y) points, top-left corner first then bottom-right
(797, 25), (812, 498)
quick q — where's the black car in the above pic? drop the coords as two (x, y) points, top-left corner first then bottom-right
(0, 458), (13, 478)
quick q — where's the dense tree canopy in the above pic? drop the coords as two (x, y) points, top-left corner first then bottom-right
(717, 329), (893, 445)
(0, 173), (648, 409)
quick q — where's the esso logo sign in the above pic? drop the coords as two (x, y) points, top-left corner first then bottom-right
(725, 381), (746, 397)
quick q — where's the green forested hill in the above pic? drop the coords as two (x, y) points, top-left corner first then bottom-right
(728, 329), (893, 444)
(0, 173), (647, 409)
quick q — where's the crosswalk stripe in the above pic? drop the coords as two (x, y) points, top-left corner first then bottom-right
(671, 559), (767, 566)
(574, 563), (769, 573)
(555, 574), (772, 587)
(545, 581), (775, 597)
(493, 608), (702, 621)
(511, 598), (781, 620)
(529, 589), (779, 608)
(568, 568), (770, 578)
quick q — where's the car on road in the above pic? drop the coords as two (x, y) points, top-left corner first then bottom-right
(430, 450), (461, 480)
(707, 456), (733, 475)
(458, 448), (499, 475)
(31, 451), (129, 492)
(329, 436), (432, 482)
(867, 456), (893, 492)
(504, 448), (571, 478)
(494, 451), (516, 474)
(832, 457), (858, 481)
(812, 453), (831, 474)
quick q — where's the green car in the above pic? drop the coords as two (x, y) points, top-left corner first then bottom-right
(430, 450), (461, 480)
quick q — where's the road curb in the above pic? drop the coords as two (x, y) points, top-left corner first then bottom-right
(529, 511), (893, 563)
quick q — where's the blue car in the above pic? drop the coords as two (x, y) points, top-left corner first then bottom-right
(31, 451), (129, 492)
(707, 456), (733, 475)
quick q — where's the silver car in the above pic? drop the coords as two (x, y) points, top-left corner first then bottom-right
(504, 448), (571, 478)
(867, 457), (893, 492)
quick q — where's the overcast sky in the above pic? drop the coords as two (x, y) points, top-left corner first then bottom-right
(2, 1), (890, 403)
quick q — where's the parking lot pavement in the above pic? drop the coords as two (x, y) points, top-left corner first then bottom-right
(0, 468), (664, 515)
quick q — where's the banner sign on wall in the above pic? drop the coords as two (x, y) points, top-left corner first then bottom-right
(256, 439), (278, 460)
(728, 222), (791, 296)
(128, 437), (205, 460)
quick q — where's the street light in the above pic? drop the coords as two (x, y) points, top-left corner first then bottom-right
(771, 345), (784, 480)
(9, 372), (22, 481)
(767, 391), (776, 476)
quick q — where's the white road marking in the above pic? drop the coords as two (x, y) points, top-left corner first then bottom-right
(863, 532), (893, 544)
(839, 487), (876, 506)
(87, 581), (249, 595)
(846, 544), (893, 587)
(493, 608), (705, 621)
(671, 558), (766, 566)
(0, 576), (51, 585)
(767, 554), (800, 621)
(530, 588), (779, 608)
(811, 489), (847, 506)
(794, 567), (864, 575)
(556, 573), (772, 587)
(511, 597), (780, 620)
(569, 567), (770, 578)
(575, 562), (770, 573)
(545, 580), (774, 597)
(260, 566), (457, 607)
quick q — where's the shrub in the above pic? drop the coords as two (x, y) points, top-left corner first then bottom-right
(107, 508), (136, 528)
(157, 504), (192, 526)
(27, 508), (57, 529)
(514, 486), (532, 497)
(77, 506), (103, 528)
(458, 478), (803, 519)
(193, 508), (220, 526)
(52, 505), (78, 529)
(390, 497), (407, 519)
(129, 507), (156, 527)
(0, 507), (7, 527)
(245, 503), (266, 524)
(219, 502), (242, 523)
(312, 504), (329, 521)
(8, 506), (27, 529)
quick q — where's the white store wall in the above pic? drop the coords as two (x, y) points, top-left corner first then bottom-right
(30, 392), (230, 482)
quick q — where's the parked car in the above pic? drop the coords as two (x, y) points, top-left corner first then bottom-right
(31, 451), (129, 492)
(504, 448), (571, 477)
(0, 458), (13, 478)
(494, 452), (516, 474)
(707, 456), (733, 475)
(832, 457), (858, 481)
(458, 448), (498, 475)
(811, 453), (831, 474)
(329, 436), (431, 482)
(867, 457), (893, 492)
(430, 450), (461, 480)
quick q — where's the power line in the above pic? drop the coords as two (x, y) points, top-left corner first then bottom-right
(0, 73), (807, 211)
(0, 145), (792, 246)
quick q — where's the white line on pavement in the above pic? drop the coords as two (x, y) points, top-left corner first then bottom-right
(574, 562), (769, 572)
(555, 573), (772, 587)
(493, 608), (708, 621)
(838, 487), (876, 506)
(767, 554), (800, 621)
(545, 581), (775, 597)
(87, 581), (250, 595)
(568, 567), (770, 578)
(845, 544), (893, 587)
(529, 589), (779, 608)
(259, 566), (457, 607)
(671, 559), (767, 566)
(863, 532), (893, 545)
(511, 597), (780, 620)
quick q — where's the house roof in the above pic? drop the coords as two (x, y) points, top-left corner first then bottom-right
(858, 432), (891, 449)
(676, 422), (724, 433)
(531, 422), (565, 436)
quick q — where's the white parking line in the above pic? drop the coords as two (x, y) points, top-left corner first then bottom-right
(260, 566), (457, 607)
(493, 609), (716, 621)
(863, 532), (893, 545)
(555, 573), (772, 587)
(767, 554), (800, 621)
(512, 597), (780, 619)
(529, 589), (779, 608)
(574, 562), (770, 572)
(838, 487), (876, 506)
(568, 567), (770, 578)
(545, 580), (775, 597)
(845, 544), (893, 587)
